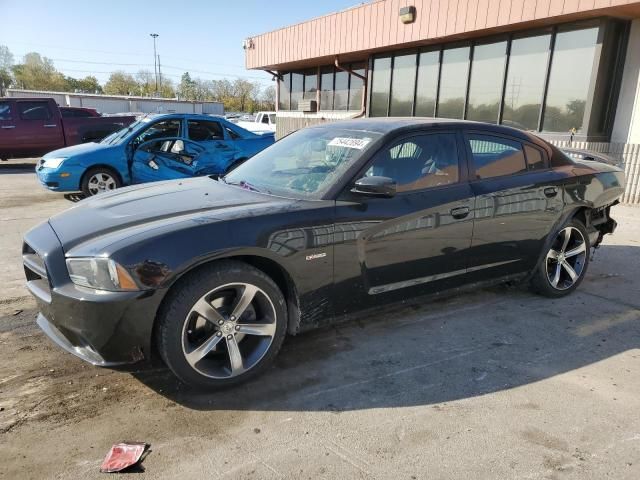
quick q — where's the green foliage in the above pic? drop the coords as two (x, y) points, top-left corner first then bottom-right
(103, 71), (138, 95)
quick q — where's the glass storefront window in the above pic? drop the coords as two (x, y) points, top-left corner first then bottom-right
(389, 53), (417, 116)
(278, 73), (290, 111)
(415, 50), (439, 117)
(467, 41), (507, 123)
(437, 46), (470, 119)
(303, 69), (317, 101)
(542, 27), (599, 133)
(319, 66), (334, 111)
(348, 64), (366, 111)
(290, 72), (303, 111)
(334, 69), (349, 110)
(502, 34), (551, 130)
(370, 56), (392, 117)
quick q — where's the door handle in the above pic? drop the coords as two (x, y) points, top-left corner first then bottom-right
(450, 206), (470, 219)
(1, 125), (16, 129)
(44, 124), (57, 128)
(544, 187), (558, 198)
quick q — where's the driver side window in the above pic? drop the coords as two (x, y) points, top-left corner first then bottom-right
(365, 133), (459, 193)
(133, 119), (181, 146)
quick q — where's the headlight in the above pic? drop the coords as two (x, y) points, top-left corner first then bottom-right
(42, 157), (66, 168)
(66, 258), (138, 291)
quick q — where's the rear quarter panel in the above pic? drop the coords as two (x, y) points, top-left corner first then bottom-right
(62, 116), (136, 145)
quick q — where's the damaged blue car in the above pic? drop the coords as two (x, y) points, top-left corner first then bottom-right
(35, 114), (275, 196)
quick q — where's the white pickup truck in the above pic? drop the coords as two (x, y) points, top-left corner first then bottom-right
(236, 111), (276, 133)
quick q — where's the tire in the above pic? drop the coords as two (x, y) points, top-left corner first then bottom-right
(157, 260), (287, 389)
(530, 218), (590, 298)
(81, 167), (121, 197)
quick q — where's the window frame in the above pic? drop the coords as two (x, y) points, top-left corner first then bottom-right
(17, 101), (52, 121)
(350, 129), (468, 196)
(130, 118), (184, 148)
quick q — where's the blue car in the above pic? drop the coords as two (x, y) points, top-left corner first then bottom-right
(36, 114), (275, 196)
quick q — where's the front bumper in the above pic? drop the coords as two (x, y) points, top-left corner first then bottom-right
(23, 221), (165, 366)
(35, 164), (81, 192)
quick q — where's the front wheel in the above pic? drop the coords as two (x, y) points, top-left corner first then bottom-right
(530, 219), (590, 298)
(157, 261), (287, 389)
(81, 167), (121, 197)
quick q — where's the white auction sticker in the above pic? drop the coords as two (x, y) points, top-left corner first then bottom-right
(328, 137), (372, 150)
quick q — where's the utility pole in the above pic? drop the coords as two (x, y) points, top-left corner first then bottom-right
(150, 33), (159, 95)
(158, 55), (162, 95)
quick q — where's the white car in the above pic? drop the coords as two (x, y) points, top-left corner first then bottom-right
(236, 111), (276, 133)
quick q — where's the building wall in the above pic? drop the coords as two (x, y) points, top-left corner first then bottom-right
(246, 0), (640, 70)
(612, 19), (640, 144)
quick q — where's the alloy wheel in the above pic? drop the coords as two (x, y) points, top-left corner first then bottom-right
(87, 172), (117, 195)
(545, 226), (588, 290)
(181, 282), (277, 379)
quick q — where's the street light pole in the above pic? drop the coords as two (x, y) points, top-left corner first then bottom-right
(150, 33), (159, 95)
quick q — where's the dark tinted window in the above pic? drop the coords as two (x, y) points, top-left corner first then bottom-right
(348, 64), (365, 111)
(468, 135), (527, 179)
(467, 41), (507, 123)
(319, 66), (333, 111)
(334, 69), (349, 111)
(0, 102), (12, 120)
(18, 102), (52, 120)
(187, 120), (224, 141)
(303, 69), (317, 101)
(415, 50), (439, 117)
(524, 144), (546, 170)
(291, 72), (303, 111)
(502, 34), (551, 130)
(134, 119), (181, 145)
(365, 133), (459, 192)
(370, 56), (392, 117)
(389, 53), (416, 116)
(437, 47), (469, 119)
(278, 73), (291, 110)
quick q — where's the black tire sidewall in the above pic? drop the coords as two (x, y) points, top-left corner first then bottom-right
(532, 218), (590, 298)
(157, 261), (287, 389)
(81, 167), (122, 196)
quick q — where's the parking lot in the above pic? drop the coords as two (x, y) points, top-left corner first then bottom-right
(1, 161), (639, 479)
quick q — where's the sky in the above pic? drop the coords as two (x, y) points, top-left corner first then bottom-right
(0, 0), (366, 88)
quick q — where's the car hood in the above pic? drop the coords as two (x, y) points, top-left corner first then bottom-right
(43, 141), (115, 159)
(48, 176), (291, 254)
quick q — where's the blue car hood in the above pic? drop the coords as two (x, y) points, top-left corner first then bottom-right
(43, 142), (115, 159)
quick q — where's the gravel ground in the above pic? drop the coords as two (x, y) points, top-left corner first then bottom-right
(1, 163), (639, 479)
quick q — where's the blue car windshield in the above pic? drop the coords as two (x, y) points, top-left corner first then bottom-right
(223, 127), (382, 200)
(100, 118), (156, 145)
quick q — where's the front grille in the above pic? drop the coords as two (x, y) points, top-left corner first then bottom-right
(23, 241), (51, 300)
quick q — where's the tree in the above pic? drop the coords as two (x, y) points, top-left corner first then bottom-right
(178, 72), (197, 100)
(103, 71), (138, 95)
(0, 45), (14, 95)
(232, 78), (258, 112)
(65, 75), (102, 94)
(136, 69), (155, 96)
(260, 85), (276, 110)
(12, 52), (67, 91)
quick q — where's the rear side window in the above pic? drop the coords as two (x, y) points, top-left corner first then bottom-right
(365, 133), (460, 192)
(225, 126), (240, 140)
(187, 120), (224, 141)
(468, 134), (527, 179)
(524, 144), (546, 170)
(0, 102), (12, 120)
(18, 102), (52, 121)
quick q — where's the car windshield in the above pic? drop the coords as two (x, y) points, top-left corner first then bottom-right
(100, 117), (153, 145)
(224, 127), (382, 200)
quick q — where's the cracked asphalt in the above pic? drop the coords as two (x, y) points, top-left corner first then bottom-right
(1, 161), (639, 479)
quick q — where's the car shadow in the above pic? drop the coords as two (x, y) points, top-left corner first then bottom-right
(131, 244), (640, 413)
(63, 193), (85, 203)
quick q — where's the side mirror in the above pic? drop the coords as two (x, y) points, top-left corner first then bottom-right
(351, 176), (396, 198)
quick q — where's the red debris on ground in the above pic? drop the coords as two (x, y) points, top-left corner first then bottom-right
(100, 442), (149, 473)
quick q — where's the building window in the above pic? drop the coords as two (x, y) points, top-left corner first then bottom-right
(437, 46), (470, 119)
(370, 56), (392, 117)
(304, 69), (317, 101)
(415, 50), (439, 117)
(502, 34), (551, 130)
(290, 72), (303, 111)
(278, 73), (290, 111)
(319, 66), (334, 110)
(349, 64), (366, 111)
(389, 53), (417, 116)
(334, 69), (349, 110)
(542, 27), (599, 133)
(467, 41), (507, 123)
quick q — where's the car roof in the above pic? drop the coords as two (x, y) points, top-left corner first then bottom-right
(311, 117), (541, 143)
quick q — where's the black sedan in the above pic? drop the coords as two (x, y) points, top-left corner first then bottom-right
(23, 119), (625, 388)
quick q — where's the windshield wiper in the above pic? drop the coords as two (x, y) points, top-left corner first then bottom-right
(225, 179), (263, 193)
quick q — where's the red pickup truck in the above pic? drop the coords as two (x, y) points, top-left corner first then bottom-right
(0, 97), (136, 160)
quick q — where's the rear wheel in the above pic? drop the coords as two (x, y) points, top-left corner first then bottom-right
(81, 167), (121, 196)
(157, 261), (287, 389)
(531, 219), (590, 297)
